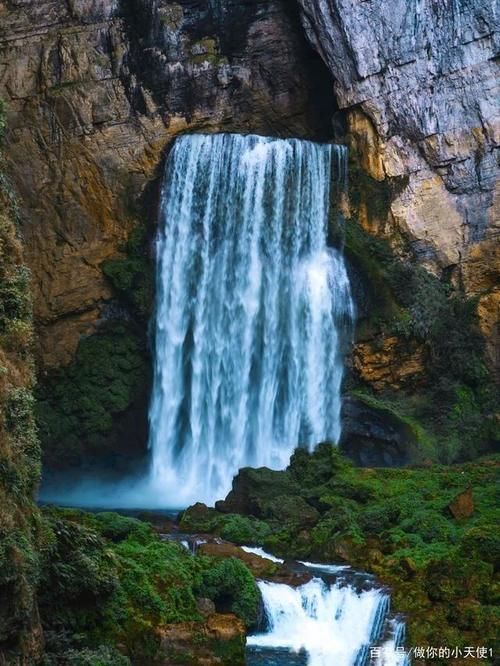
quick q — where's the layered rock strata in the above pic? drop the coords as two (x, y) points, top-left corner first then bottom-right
(298, 0), (499, 376)
(0, 0), (334, 369)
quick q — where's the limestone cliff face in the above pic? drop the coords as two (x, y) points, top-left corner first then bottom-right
(0, 0), (333, 370)
(298, 0), (499, 376)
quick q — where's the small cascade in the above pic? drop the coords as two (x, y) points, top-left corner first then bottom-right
(247, 576), (410, 666)
(148, 133), (354, 506)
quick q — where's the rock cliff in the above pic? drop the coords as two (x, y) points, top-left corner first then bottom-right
(298, 0), (499, 376)
(0, 0), (333, 370)
(0, 105), (42, 665)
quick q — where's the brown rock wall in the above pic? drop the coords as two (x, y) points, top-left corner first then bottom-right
(0, 0), (334, 369)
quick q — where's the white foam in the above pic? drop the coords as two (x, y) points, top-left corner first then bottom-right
(241, 546), (285, 563)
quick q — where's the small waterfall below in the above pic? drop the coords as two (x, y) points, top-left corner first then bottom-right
(247, 576), (409, 666)
(148, 133), (354, 506)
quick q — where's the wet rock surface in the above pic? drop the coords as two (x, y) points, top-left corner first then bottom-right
(340, 396), (414, 467)
(298, 0), (498, 269)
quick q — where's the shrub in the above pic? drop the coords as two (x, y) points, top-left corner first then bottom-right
(196, 557), (260, 627)
(219, 515), (271, 545)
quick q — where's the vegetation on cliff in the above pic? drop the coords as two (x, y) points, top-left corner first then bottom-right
(37, 224), (154, 476)
(38, 508), (257, 665)
(181, 444), (500, 663)
(342, 209), (499, 464)
(0, 98), (43, 663)
(37, 324), (150, 474)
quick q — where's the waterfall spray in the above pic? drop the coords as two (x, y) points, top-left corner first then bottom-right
(148, 133), (354, 505)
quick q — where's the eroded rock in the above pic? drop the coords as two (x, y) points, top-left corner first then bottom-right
(298, 0), (499, 371)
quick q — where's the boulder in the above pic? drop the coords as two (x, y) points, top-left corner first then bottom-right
(215, 467), (300, 517)
(448, 488), (474, 520)
(340, 396), (415, 467)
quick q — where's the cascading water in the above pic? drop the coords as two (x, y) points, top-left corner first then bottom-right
(247, 577), (410, 666)
(148, 133), (354, 506)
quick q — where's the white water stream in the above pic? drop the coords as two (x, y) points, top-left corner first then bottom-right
(247, 576), (409, 666)
(148, 133), (354, 506)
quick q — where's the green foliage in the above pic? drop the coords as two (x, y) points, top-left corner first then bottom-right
(61, 646), (131, 666)
(38, 509), (256, 663)
(343, 218), (498, 462)
(0, 100), (43, 661)
(102, 226), (153, 318)
(38, 513), (118, 627)
(90, 512), (153, 544)
(196, 445), (499, 652)
(219, 515), (271, 545)
(42, 645), (131, 666)
(0, 264), (32, 333)
(36, 324), (149, 469)
(196, 557), (260, 627)
(178, 503), (223, 533)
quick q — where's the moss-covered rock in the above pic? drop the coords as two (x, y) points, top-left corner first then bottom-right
(39, 508), (255, 664)
(37, 323), (150, 473)
(342, 217), (499, 464)
(0, 99), (43, 664)
(188, 444), (500, 658)
(195, 558), (260, 628)
(102, 226), (153, 321)
(215, 467), (300, 516)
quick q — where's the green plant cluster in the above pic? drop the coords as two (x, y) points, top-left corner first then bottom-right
(37, 221), (154, 474)
(102, 226), (153, 319)
(183, 444), (499, 661)
(38, 509), (257, 665)
(196, 558), (260, 627)
(344, 218), (499, 462)
(178, 506), (272, 545)
(36, 324), (150, 471)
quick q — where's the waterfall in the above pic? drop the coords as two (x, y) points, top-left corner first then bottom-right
(148, 133), (354, 506)
(247, 579), (409, 666)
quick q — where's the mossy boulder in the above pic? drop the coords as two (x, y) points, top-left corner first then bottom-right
(39, 508), (258, 664)
(193, 445), (500, 655)
(195, 557), (261, 628)
(215, 467), (300, 517)
(178, 503), (223, 533)
(219, 515), (272, 545)
(342, 216), (499, 465)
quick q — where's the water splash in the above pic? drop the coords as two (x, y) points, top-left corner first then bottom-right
(247, 579), (409, 666)
(148, 133), (354, 506)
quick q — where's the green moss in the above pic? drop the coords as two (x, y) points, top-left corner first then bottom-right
(46, 646), (131, 665)
(39, 509), (257, 663)
(191, 445), (499, 654)
(219, 515), (271, 545)
(187, 37), (229, 66)
(102, 226), (153, 319)
(0, 99), (42, 662)
(36, 324), (150, 470)
(195, 557), (260, 628)
(343, 217), (498, 462)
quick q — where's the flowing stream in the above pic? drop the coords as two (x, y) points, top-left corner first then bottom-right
(244, 558), (409, 666)
(170, 535), (409, 666)
(148, 133), (354, 506)
(247, 575), (409, 666)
